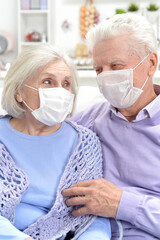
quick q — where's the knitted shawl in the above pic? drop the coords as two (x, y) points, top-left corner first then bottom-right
(0, 121), (103, 240)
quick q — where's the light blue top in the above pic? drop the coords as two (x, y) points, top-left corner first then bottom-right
(71, 95), (160, 239)
(0, 116), (111, 240)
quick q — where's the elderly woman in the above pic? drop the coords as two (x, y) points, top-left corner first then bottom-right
(0, 44), (111, 240)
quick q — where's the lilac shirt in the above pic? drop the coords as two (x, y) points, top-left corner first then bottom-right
(71, 95), (160, 240)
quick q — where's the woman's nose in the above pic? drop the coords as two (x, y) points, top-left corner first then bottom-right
(56, 83), (63, 88)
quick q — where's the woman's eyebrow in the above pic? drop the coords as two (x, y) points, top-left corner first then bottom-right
(42, 73), (72, 80)
(42, 73), (56, 78)
(64, 75), (72, 80)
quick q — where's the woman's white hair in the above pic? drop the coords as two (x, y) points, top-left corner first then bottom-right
(86, 13), (157, 58)
(2, 44), (78, 118)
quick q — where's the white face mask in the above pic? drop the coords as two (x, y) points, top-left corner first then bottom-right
(97, 54), (149, 109)
(23, 85), (74, 126)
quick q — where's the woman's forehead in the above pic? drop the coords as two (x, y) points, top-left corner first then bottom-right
(43, 60), (70, 73)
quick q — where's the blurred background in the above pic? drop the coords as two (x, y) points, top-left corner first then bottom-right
(0, 0), (160, 112)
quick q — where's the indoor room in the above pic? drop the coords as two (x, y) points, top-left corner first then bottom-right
(0, 0), (160, 113)
(1, 1), (160, 240)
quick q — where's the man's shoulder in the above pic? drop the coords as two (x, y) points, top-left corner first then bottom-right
(74, 101), (109, 119)
(87, 101), (110, 113)
(69, 101), (110, 130)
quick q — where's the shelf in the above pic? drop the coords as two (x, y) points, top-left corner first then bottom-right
(20, 10), (48, 14)
(21, 41), (45, 45)
(77, 70), (96, 78)
(18, 0), (51, 53)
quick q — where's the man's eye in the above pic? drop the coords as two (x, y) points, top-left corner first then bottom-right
(95, 68), (102, 74)
(112, 64), (124, 70)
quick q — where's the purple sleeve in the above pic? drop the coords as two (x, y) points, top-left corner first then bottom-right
(117, 191), (160, 238)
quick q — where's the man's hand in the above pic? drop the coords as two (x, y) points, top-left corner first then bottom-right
(62, 178), (123, 218)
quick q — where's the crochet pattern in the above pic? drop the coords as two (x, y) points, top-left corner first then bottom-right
(0, 144), (29, 223)
(0, 122), (103, 240)
(23, 122), (103, 240)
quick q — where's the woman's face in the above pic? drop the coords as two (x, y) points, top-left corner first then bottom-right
(17, 60), (72, 111)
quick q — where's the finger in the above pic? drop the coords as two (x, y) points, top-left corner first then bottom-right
(62, 186), (89, 197)
(72, 206), (89, 217)
(70, 179), (95, 188)
(65, 196), (86, 206)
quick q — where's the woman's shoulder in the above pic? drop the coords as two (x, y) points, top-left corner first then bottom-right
(0, 114), (11, 121)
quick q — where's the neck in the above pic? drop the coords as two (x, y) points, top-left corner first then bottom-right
(118, 86), (157, 122)
(10, 116), (61, 136)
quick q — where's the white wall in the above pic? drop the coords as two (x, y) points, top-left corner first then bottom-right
(53, 0), (159, 55)
(0, 0), (159, 61)
(0, 0), (18, 63)
(0, 0), (159, 115)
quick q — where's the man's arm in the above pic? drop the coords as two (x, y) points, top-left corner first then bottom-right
(0, 215), (33, 240)
(116, 190), (160, 238)
(62, 178), (160, 239)
(62, 179), (122, 218)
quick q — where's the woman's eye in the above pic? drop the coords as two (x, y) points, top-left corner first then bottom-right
(43, 79), (51, 85)
(64, 81), (70, 87)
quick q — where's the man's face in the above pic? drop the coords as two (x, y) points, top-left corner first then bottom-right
(93, 34), (149, 89)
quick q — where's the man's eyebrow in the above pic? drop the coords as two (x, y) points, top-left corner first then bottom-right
(94, 59), (125, 68)
(93, 65), (101, 68)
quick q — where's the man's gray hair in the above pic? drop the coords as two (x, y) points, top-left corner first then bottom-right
(86, 13), (157, 58)
(2, 44), (78, 118)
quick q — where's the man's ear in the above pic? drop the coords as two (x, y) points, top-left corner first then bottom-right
(148, 52), (158, 77)
(15, 92), (23, 103)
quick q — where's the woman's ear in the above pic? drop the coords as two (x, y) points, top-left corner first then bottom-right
(15, 91), (23, 103)
(148, 52), (158, 77)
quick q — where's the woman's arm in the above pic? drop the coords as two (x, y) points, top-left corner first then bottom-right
(0, 215), (33, 240)
(76, 217), (111, 240)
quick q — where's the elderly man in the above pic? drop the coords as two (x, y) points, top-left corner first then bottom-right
(62, 13), (160, 239)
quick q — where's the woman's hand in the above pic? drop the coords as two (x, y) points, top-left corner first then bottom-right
(62, 178), (123, 218)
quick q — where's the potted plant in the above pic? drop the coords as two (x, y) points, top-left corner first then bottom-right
(115, 8), (126, 14)
(127, 3), (140, 15)
(128, 3), (139, 12)
(146, 3), (159, 23)
(147, 3), (159, 11)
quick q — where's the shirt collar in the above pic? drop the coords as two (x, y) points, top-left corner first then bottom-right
(109, 94), (160, 121)
(143, 94), (160, 118)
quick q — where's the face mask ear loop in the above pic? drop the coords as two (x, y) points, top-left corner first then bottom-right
(24, 84), (38, 91)
(140, 76), (149, 90)
(23, 100), (34, 112)
(132, 53), (150, 71)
